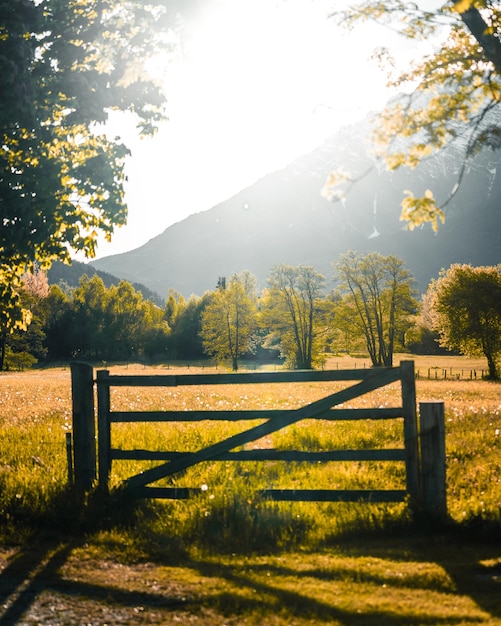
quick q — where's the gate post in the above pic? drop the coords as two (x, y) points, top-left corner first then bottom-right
(70, 362), (96, 490)
(400, 360), (420, 510)
(96, 369), (111, 492)
(419, 402), (447, 519)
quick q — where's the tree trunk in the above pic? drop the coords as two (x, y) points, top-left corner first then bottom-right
(0, 331), (6, 371)
(485, 353), (499, 380)
(456, 2), (501, 74)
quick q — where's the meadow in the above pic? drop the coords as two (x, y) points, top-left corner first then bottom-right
(0, 355), (500, 624)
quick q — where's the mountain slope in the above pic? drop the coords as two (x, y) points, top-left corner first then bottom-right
(91, 118), (501, 299)
(48, 260), (164, 305)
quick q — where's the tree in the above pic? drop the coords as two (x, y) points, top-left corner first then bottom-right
(0, 0), (174, 339)
(44, 284), (75, 361)
(2, 266), (49, 370)
(165, 290), (183, 328)
(325, 1), (501, 230)
(168, 294), (209, 361)
(264, 265), (326, 369)
(140, 300), (171, 362)
(200, 272), (258, 371)
(405, 289), (450, 355)
(333, 251), (418, 367)
(39, 274), (171, 362)
(328, 294), (371, 355)
(71, 274), (110, 358)
(106, 281), (148, 360)
(427, 263), (501, 379)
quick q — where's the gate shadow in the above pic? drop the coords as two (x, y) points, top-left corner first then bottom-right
(149, 526), (501, 625)
(0, 531), (499, 625)
(0, 538), (192, 626)
(0, 541), (73, 625)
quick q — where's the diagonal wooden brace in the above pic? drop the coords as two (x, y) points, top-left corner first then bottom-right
(125, 367), (400, 490)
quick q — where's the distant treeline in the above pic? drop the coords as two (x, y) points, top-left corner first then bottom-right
(4, 272), (259, 368)
(13, 252), (501, 376)
(3, 254), (448, 370)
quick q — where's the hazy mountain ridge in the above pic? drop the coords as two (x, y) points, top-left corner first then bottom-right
(90, 115), (501, 299)
(48, 260), (164, 305)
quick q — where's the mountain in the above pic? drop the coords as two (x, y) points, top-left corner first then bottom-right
(48, 259), (164, 305)
(90, 116), (501, 299)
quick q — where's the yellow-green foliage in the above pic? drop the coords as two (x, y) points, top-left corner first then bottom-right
(328, 1), (501, 234)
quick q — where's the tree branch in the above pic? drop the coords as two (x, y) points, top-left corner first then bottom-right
(454, 1), (501, 73)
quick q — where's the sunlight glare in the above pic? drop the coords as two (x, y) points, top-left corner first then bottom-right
(162, 0), (369, 176)
(92, 1), (432, 258)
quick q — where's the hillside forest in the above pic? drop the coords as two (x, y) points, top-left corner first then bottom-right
(4, 252), (501, 379)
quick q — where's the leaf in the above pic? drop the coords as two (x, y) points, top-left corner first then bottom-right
(451, 0), (474, 14)
(321, 170), (350, 201)
(400, 189), (445, 232)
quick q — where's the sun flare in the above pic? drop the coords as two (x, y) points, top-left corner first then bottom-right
(95, 1), (420, 258)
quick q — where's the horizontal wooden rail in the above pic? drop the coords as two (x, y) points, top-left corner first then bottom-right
(98, 368), (388, 387)
(132, 487), (408, 502)
(109, 407), (404, 423)
(111, 448), (406, 462)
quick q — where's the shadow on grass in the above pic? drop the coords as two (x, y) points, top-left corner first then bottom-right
(0, 492), (500, 625)
(136, 510), (501, 624)
(0, 538), (194, 626)
(1, 532), (497, 626)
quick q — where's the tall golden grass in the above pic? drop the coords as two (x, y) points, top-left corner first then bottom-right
(0, 355), (499, 549)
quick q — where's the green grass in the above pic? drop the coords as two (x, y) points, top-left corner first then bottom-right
(1, 357), (500, 549)
(1, 358), (501, 624)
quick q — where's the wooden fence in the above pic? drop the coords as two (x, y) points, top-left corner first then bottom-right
(415, 367), (486, 380)
(70, 361), (446, 517)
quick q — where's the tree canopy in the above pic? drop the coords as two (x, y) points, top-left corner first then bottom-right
(263, 265), (327, 369)
(427, 263), (501, 379)
(0, 0), (176, 335)
(333, 251), (417, 367)
(200, 272), (258, 371)
(16, 255), (501, 372)
(324, 1), (501, 230)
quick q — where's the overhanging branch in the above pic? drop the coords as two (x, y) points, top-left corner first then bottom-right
(455, 1), (501, 74)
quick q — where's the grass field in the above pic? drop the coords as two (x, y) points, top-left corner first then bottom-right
(0, 355), (500, 624)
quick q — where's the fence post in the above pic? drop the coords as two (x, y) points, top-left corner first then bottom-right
(97, 369), (111, 492)
(419, 402), (447, 519)
(70, 362), (96, 490)
(400, 360), (420, 510)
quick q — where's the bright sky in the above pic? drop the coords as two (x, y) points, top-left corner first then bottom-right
(92, 0), (432, 260)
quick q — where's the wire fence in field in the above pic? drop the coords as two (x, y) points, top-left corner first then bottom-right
(415, 367), (487, 381)
(158, 363), (489, 381)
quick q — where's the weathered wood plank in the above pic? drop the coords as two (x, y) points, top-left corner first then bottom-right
(98, 367), (396, 388)
(71, 362), (96, 490)
(125, 368), (401, 490)
(400, 360), (420, 507)
(132, 487), (408, 502)
(261, 489), (408, 502)
(112, 448), (406, 462)
(419, 402), (447, 518)
(97, 369), (111, 492)
(109, 407), (404, 423)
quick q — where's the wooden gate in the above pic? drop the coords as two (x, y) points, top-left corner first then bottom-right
(70, 361), (446, 515)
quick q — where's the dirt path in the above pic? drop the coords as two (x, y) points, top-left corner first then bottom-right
(0, 544), (224, 626)
(2, 539), (501, 626)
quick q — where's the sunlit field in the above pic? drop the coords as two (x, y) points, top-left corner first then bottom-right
(1, 355), (501, 624)
(1, 354), (499, 551)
